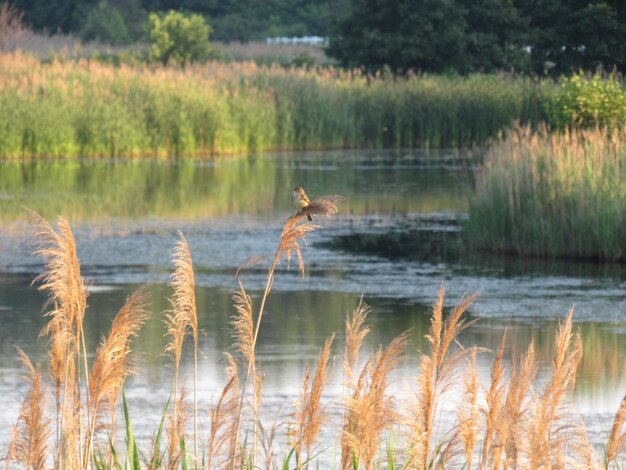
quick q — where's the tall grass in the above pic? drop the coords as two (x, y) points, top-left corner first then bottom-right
(0, 53), (551, 159)
(5, 210), (626, 469)
(468, 124), (626, 261)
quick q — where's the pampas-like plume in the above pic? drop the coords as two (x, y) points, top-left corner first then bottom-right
(343, 331), (409, 470)
(232, 195), (342, 468)
(85, 287), (150, 467)
(526, 308), (582, 469)
(30, 212), (88, 469)
(606, 393), (626, 466)
(458, 347), (479, 470)
(207, 353), (241, 469)
(166, 382), (189, 470)
(407, 285), (478, 469)
(504, 341), (537, 468)
(5, 349), (51, 470)
(480, 332), (507, 469)
(291, 333), (335, 466)
(164, 231), (199, 464)
(341, 298), (371, 470)
(231, 281), (254, 364)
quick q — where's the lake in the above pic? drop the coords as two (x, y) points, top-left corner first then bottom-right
(1, 150), (625, 463)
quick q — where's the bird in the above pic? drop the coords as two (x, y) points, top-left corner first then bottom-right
(292, 186), (313, 221)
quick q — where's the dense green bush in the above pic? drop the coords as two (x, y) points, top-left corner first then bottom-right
(148, 10), (213, 66)
(548, 72), (626, 129)
(78, 1), (131, 45)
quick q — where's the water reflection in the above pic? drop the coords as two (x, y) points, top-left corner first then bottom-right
(0, 150), (625, 457)
(0, 150), (470, 224)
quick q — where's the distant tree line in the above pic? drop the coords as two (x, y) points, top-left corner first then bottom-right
(8, 0), (347, 43)
(328, 0), (626, 75)
(6, 0), (626, 74)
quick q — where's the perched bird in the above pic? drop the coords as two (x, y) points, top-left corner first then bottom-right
(293, 186), (313, 221)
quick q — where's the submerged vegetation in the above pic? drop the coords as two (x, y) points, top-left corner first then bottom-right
(4, 210), (626, 469)
(0, 52), (551, 158)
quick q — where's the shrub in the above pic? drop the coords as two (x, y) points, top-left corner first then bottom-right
(148, 10), (213, 66)
(78, 1), (131, 46)
(548, 72), (626, 129)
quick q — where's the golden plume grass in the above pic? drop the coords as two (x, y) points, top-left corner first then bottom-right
(164, 230), (199, 465)
(291, 333), (335, 466)
(341, 298), (371, 470)
(504, 341), (537, 468)
(406, 285), (478, 469)
(5, 349), (51, 470)
(606, 393), (626, 466)
(480, 332), (507, 469)
(342, 331), (409, 469)
(207, 353), (241, 469)
(231, 194), (342, 468)
(30, 211), (88, 469)
(526, 308), (582, 469)
(85, 287), (150, 467)
(457, 347), (479, 469)
(166, 382), (189, 470)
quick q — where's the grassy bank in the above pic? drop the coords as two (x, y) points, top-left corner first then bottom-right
(5, 212), (626, 469)
(0, 53), (551, 158)
(467, 125), (626, 261)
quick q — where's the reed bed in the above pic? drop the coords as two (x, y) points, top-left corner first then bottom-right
(0, 53), (551, 158)
(4, 208), (626, 469)
(467, 124), (626, 261)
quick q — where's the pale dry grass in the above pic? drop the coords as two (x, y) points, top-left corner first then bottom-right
(85, 287), (150, 466)
(406, 286), (478, 469)
(8, 208), (626, 469)
(5, 350), (51, 470)
(291, 333), (335, 467)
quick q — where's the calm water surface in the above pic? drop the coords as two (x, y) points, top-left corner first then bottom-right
(1, 150), (625, 459)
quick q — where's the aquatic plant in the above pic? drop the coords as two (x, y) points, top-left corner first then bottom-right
(0, 53), (551, 159)
(5, 210), (626, 469)
(468, 124), (626, 261)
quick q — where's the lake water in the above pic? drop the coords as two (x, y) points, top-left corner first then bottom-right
(1, 150), (625, 464)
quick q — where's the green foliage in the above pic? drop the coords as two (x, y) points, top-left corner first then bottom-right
(148, 10), (212, 66)
(467, 125), (626, 261)
(0, 55), (554, 159)
(328, 0), (626, 74)
(78, 1), (131, 45)
(548, 72), (626, 129)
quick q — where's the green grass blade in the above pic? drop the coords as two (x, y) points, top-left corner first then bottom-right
(122, 388), (141, 470)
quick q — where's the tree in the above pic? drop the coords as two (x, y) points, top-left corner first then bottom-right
(327, 0), (524, 73)
(78, 1), (130, 45)
(148, 10), (212, 66)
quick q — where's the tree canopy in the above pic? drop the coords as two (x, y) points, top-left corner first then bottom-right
(327, 0), (626, 74)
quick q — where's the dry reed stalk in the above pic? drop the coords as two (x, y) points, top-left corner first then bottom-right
(5, 349), (51, 470)
(233, 195), (341, 467)
(163, 231), (199, 467)
(480, 332), (507, 470)
(342, 331), (409, 469)
(169, 231), (199, 465)
(406, 285), (478, 469)
(525, 309), (582, 469)
(458, 347), (479, 470)
(606, 393), (626, 466)
(569, 419), (599, 470)
(84, 287), (150, 468)
(341, 298), (371, 470)
(504, 341), (537, 469)
(207, 353), (241, 469)
(166, 382), (189, 470)
(291, 333), (335, 467)
(31, 212), (88, 469)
